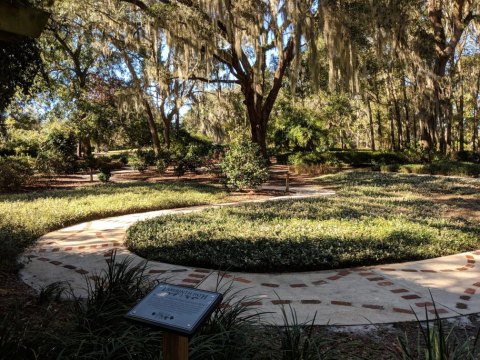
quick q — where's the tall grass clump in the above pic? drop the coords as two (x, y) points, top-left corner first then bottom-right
(396, 301), (480, 360)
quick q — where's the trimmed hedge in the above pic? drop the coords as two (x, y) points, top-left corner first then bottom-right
(287, 150), (410, 167)
(399, 161), (480, 177)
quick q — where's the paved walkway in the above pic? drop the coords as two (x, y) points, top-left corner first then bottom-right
(20, 186), (480, 326)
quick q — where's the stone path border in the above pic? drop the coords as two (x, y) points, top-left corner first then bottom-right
(20, 185), (480, 325)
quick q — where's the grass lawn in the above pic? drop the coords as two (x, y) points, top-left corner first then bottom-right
(126, 172), (480, 272)
(0, 182), (228, 271)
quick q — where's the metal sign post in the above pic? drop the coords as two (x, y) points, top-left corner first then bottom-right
(126, 283), (223, 360)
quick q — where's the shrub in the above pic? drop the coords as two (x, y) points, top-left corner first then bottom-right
(131, 156), (148, 173)
(173, 161), (186, 177)
(220, 138), (269, 190)
(0, 156), (34, 191)
(380, 163), (400, 173)
(453, 150), (480, 163)
(399, 161), (480, 177)
(136, 148), (156, 166)
(35, 148), (78, 175)
(109, 152), (129, 165)
(97, 171), (111, 183)
(155, 158), (167, 174)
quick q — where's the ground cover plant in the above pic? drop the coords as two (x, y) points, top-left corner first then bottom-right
(126, 172), (480, 272)
(0, 182), (227, 271)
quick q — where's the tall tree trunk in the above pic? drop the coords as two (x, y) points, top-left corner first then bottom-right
(144, 99), (161, 156)
(402, 76), (411, 146)
(388, 101), (395, 151)
(459, 75), (465, 151)
(376, 107), (383, 150)
(473, 73), (480, 152)
(366, 98), (376, 151)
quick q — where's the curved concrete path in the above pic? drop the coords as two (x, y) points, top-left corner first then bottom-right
(20, 185), (480, 325)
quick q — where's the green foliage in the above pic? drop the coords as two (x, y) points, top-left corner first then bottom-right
(97, 171), (111, 183)
(36, 123), (78, 174)
(453, 151), (480, 164)
(130, 156), (148, 173)
(155, 158), (167, 173)
(399, 162), (480, 177)
(0, 182), (226, 271)
(396, 299), (480, 360)
(380, 163), (400, 173)
(0, 39), (42, 113)
(220, 138), (269, 190)
(0, 156), (34, 191)
(126, 172), (480, 272)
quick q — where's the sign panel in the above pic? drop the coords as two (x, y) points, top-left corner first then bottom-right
(125, 283), (223, 336)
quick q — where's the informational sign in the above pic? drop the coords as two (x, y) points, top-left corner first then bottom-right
(125, 283), (223, 336)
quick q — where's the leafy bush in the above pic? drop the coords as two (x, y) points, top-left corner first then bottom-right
(399, 161), (480, 177)
(97, 171), (111, 183)
(380, 163), (400, 173)
(0, 156), (34, 191)
(453, 150), (480, 163)
(109, 152), (129, 165)
(35, 148), (78, 175)
(220, 138), (269, 190)
(155, 158), (167, 174)
(130, 156), (148, 172)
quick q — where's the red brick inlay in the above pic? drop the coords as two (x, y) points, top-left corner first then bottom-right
(327, 275), (342, 281)
(362, 304), (384, 310)
(194, 269), (210, 274)
(233, 277), (252, 284)
(52, 248), (60, 252)
(338, 270), (351, 276)
(312, 280), (327, 286)
(393, 307), (414, 314)
(380, 268), (396, 271)
(182, 278), (200, 284)
(367, 277), (385, 281)
(473, 282), (480, 288)
(50, 261), (62, 266)
(378, 281), (394, 286)
(301, 300), (321, 304)
(75, 269), (89, 275)
(38, 257), (50, 261)
(391, 289), (409, 294)
(420, 270), (437, 273)
(430, 309), (448, 314)
(189, 274), (205, 279)
(241, 301), (262, 307)
(63, 264), (76, 269)
(415, 302), (433, 308)
(149, 269), (166, 274)
(401, 269), (418, 272)
(359, 272), (374, 276)
(402, 294), (421, 300)
(460, 295), (471, 301)
(456, 303), (468, 309)
(331, 300), (352, 306)
(290, 283), (307, 288)
(464, 288), (476, 295)
(261, 283), (279, 288)
(272, 300), (292, 305)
